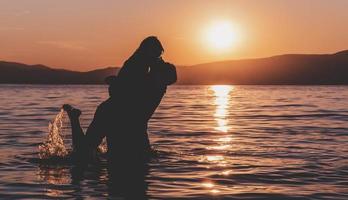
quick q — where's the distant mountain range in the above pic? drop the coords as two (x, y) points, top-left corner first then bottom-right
(0, 61), (119, 84)
(1, 50), (348, 85)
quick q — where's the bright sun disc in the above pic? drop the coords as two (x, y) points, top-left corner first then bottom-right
(205, 21), (238, 51)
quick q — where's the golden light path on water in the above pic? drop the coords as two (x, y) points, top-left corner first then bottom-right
(211, 85), (233, 133)
(201, 85), (234, 195)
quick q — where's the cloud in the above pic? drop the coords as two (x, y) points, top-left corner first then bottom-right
(37, 41), (89, 51)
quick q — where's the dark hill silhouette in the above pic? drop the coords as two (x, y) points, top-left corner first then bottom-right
(1, 50), (348, 84)
(176, 50), (348, 84)
(0, 61), (119, 84)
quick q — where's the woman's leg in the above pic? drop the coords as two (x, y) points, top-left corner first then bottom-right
(62, 104), (85, 152)
(63, 102), (109, 159)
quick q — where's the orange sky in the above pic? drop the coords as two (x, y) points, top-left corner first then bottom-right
(1, 0), (348, 71)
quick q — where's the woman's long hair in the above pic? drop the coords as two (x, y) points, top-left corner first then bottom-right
(118, 36), (165, 83)
(130, 36), (164, 60)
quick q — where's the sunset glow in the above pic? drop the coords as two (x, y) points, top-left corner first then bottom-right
(1, 1), (348, 70)
(204, 21), (238, 51)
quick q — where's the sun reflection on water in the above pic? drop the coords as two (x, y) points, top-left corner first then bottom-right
(198, 85), (235, 195)
(206, 85), (234, 152)
(201, 181), (221, 195)
(202, 182), (215, 188)
(37, 166), (70, 197)
(206, 144), (231, 150)
(210, 85), (233, 133)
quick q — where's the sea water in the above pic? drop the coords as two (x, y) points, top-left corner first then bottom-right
(0, 84), (347, 199)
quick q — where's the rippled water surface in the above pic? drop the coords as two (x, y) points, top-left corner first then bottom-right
(0, 85), (347, 199)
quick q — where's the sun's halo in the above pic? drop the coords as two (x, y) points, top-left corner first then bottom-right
(204, 21), (238, 51)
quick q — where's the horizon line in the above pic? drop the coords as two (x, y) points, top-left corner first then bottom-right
(1, 48), (347, 72)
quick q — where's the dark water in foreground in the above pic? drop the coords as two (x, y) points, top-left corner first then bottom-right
(0, 85), (347, 199)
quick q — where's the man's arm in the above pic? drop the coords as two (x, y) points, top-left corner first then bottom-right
(150, 61), (177, 86)
(143, 62), (177, 121)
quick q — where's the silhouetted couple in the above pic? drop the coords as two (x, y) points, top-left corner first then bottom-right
(63, 36), (176, 171)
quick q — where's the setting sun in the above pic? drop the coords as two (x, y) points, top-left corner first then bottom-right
(204, 21), (238, 51)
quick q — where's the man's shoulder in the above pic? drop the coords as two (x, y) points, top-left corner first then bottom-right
(97, 98), (115, 111)
(162, 63), (177, 85)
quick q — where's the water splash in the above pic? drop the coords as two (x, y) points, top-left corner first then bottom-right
(39, 109), (69, 159)
(38, 108), (108, 159)
(98, 138), (108, 154)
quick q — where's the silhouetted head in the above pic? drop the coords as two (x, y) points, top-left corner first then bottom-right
(134, 36), (164, 60)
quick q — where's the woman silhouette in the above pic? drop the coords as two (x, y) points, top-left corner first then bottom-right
(64, 36), (177, 166)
